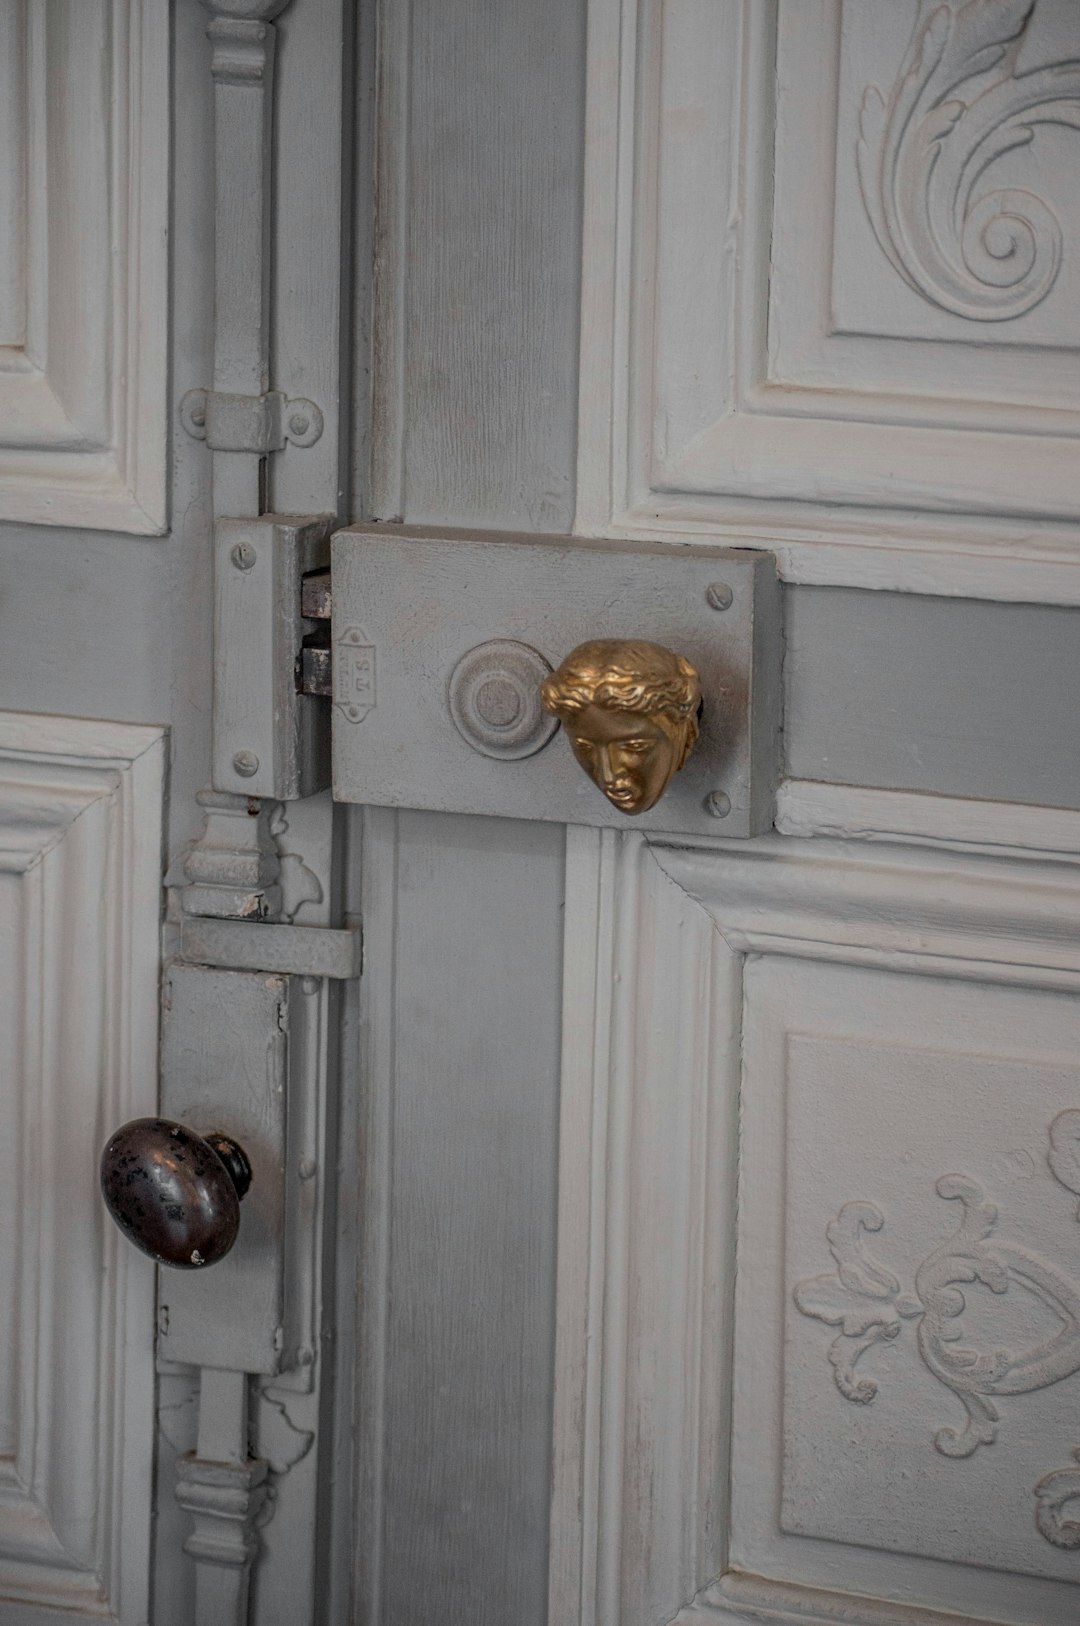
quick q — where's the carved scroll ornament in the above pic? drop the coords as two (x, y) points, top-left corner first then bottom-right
(795, 1110), (1080, 1549)
(857, 0), (1080, 320)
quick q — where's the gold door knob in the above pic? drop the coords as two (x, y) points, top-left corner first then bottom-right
(540, 639), (702, 815)
(100, 1117), (252, 1269)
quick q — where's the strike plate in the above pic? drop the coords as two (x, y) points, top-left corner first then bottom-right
(213, 513), (333, 802)
(329, 525), (781, 837)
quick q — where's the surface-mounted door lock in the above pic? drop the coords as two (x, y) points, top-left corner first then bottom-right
(318, 525), (780, 837)
(215, 522), (780, 835)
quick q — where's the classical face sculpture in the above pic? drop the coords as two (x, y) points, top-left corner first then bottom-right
(540, 640), (702, 815)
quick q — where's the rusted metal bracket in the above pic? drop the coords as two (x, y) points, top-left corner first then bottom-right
(298, 568), (332, 698)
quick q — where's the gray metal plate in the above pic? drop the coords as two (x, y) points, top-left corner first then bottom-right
(330, 526), (781, 836)
(158, 964), (305, 1375)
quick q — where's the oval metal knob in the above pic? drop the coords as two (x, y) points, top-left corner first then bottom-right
(540, 639), (702, 815)
(100, 1117), (252, 1270)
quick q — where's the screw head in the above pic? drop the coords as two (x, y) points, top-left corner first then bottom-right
(230, 541), (257, 571)
(704, 790), (731, 819)
(705, 581), (733, 611)
(232, 749), (260, 778)
(288, 411), (310, 438)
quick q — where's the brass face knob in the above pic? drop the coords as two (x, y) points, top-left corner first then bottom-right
(100, 1117), (252, 1270)
(540, 639), (702, 815)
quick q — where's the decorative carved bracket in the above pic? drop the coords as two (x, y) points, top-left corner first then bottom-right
(183, 789), (284, 922)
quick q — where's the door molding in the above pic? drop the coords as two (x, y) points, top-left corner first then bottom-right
(775, 780), (1080, 862)
(0, 712), (163, 1623)
(550, 810), (1080, 1626)
(0, 2), (169, 534)
(575, 0), (1080, 605)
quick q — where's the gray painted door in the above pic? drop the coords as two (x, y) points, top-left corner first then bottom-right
(1, 3), (1079, 1625)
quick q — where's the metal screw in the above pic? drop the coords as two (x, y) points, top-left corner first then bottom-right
(298, 1156), (318, 1181)
(705, 790), (731, 818)
(705, 581), (733, 611)
(232, 749), (260, 778)
(230, 541), (257, 571)
(288, 411), (310, 438)
(190, 403), (206, 428)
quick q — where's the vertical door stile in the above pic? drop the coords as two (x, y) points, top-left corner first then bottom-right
(169, 7), (303, 1623)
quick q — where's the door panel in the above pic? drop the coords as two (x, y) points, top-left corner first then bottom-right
(352, 808), (563, 1626)
(0, 0), (168, 533)
(738, 960), (1080, 1620)
(548, 829), (1080, 1625)
(576, 0), (1080, 600)
(0, 714), (162, 1623)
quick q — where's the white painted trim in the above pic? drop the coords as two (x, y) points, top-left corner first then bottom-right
(0, 710), (167, 764)
(550, 823), (1080, 1626)
(776, 780), (1080, 861)
(0, 1), (169, 534)
(653, 833), (1080, 984)
(0, 711), (164, 1622)
(550, 831), (738, 1626)
(679, 1570), (1002, 1626)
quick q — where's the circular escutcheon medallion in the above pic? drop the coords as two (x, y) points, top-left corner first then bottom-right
(448, 640), (559, 760)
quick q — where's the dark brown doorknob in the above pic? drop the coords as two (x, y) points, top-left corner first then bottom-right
(100, 1117), (252, 1269)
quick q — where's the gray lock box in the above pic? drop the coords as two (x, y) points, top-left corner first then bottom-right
(329, 526), (781, 838)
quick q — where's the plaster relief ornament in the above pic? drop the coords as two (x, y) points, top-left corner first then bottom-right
(857, 0), (1080, 322)
(540, 639), (702, 815)
(794, 1110), (1080, 1550)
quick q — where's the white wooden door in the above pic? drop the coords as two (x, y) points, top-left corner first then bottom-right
(3, 3), (1080, 1625)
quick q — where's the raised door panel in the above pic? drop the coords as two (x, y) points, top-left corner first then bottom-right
(0, 0), (168, 533)
(551, 823), (1080, 1626)
(0, 713), (162, 1624)
(735, 960), (1080, 1623)
(578, 0), (1080, 600)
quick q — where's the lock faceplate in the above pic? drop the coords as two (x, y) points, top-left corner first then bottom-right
(156, 964), (311, 1376)
(329, 525), (781, 838)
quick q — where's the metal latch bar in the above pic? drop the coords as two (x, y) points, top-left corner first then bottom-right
(180, 915), (362, 980)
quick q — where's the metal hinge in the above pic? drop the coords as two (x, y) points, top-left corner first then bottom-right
(298, 570), (332, 698)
